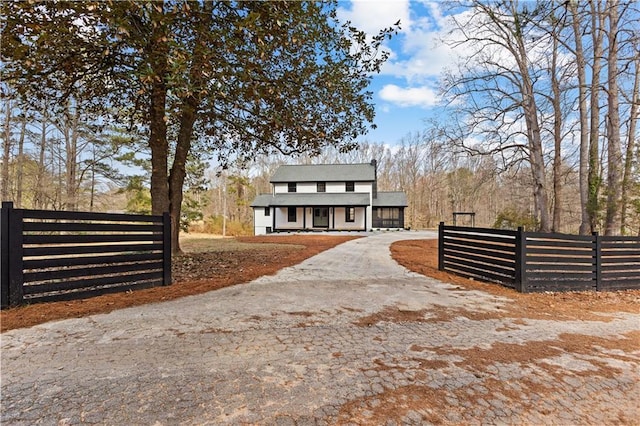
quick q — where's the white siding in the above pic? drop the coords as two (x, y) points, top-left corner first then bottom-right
(326, 182), (373, 194)
(253, 207), (272, 235)
(273, 183), (288, 194)
(326, 182), (344, 193)
(262, 177), (377, 232)
(274, 207), (304, 230)
(333, 207), (366, 230)
(296, 182), (316, 193)
(354, 182), (372, 193)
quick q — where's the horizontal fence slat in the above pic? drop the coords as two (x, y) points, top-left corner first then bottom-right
(444, 248), (515, 270)
(601, 236), (640, 243)
(24, 234), (163, 245)
(444, 256), (516, 278)
(526, 239), (593, 249)
(525, 232), (594, 241)
(22, 209), (162, 223)
(24, 280), (163, 303)
(23, 261), (164, 283)
(601, 241), (640, 249)
(23, 243), (163, 257)
(445, 258), (515, 279)
(524, 263), (594, 272)
(443, 261), (516, 285)
(600, 279), (640, 290)
(527, 248), (593, 262)
(525, 282), (596, 292)
(601, 251), (640, 258)
(601, 263), (640, 272)
(24, 252), (163, 270)
(526, 271), (594, 281)
(23, 271), (164, 295)
(444, 233), (516, 245)
(444, 239), (515, 254)
(23, 222), (163, 233)
(600, 256), (640, 264)
(443, 243), (517, 264)
(601, 270), (640, 280)
(444, 225), (518, 237)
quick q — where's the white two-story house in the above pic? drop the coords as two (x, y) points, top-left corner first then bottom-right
(250, 161), (407, 235)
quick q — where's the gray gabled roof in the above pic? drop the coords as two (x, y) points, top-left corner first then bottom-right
(373, 191), (408, 207)
(270, 163), (375, 183)
(251, 193), (371, 207)
(251, 194), (274, 208)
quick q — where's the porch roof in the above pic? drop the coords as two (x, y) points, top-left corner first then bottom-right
(251, 193), (370, 207)
(373, 191), (408, 207)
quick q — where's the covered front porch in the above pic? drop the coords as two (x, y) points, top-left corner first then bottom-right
(268, 192), (370, 232)
(272, 205), (368, 232)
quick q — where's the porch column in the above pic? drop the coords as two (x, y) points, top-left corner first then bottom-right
(364, 207), (367, 231)
(332, 207), (335, 230)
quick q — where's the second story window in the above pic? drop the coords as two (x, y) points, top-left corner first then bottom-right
(317, 182), (326, 192)
(345, 181), (355, 192)
(288, 182), (296, 193)
(264, 207), (270, 216)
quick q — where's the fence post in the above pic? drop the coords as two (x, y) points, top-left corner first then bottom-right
(438, 222), (445, 271)
(163, 212), (172, 286)
(514, 227), (526, 293)
(593, 232), (601, 291)
(1, 202), (11, 308)
(7, 204), (24, 306)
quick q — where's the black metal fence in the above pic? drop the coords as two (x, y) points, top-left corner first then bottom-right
(1, 202), (171, 308)
(438, 223), (640, 293)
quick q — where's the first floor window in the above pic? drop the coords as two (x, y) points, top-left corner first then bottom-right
(264, 207), (270, 216)
(287, 207), (297, 222)
(346, 207), (355, 222)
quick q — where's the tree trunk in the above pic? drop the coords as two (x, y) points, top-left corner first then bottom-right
(514, 26), (551, 232)
(148, 10), (170, 216)
(620, 53), (639, 235)
(167, 3), (212, 254)
(34, 108), (48, 209)
(15, 115), (26, 208)
(588, 0), (606, 232)
(551, 26), (562, 233)
(604, 0), (622, 236)
(89, 146), (96, 212)
(169, 100), (198, 254)
(64, 102), (79, 211)
(2, 98), (11, 202)
(570, 2), (591, 235)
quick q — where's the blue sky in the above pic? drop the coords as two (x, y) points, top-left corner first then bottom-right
(337, 0), (462, 146)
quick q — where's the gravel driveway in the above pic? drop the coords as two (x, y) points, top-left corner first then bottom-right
(1, 231), (639, 424)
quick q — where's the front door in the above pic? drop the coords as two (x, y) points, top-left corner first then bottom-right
(313, 207), (329, 228)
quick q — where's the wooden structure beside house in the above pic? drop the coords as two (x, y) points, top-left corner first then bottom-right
(251, 161), (407, 235)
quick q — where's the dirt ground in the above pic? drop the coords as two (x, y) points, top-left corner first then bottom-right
(1, 235), (638, 332)
(390, 239), (640, 320)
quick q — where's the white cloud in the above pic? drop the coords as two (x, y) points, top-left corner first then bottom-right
(380, 2), (471, 83)
(337, 0), (411, 36)
(379, 84), (439, 108)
